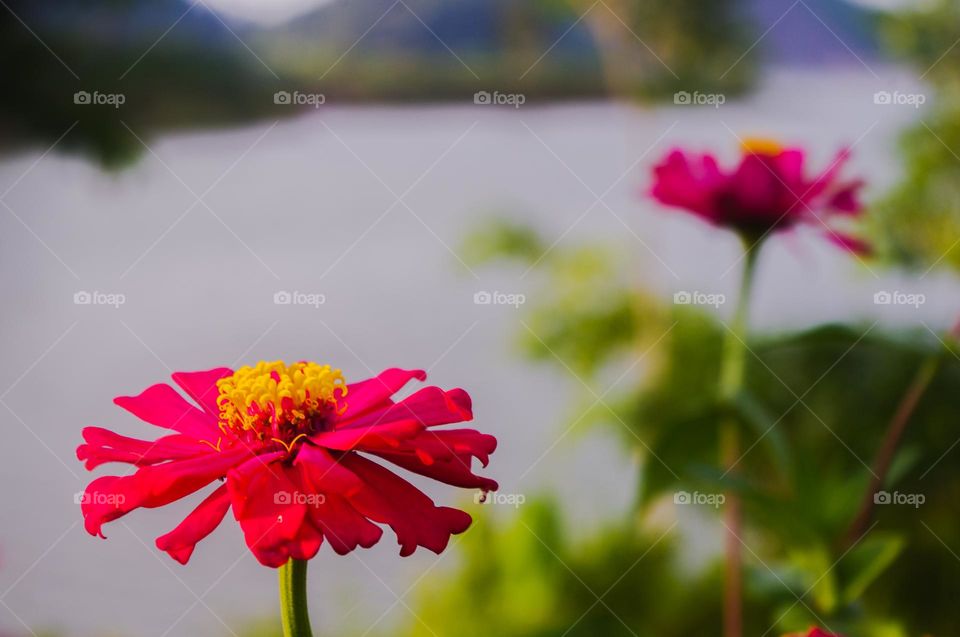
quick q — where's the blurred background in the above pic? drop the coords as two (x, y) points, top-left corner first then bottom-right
(2, 0), (960, 636)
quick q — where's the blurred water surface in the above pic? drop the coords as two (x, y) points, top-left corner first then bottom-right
(0, 67), (954, 637)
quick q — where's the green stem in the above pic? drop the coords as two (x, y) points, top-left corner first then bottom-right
(719, 241), (760, 637)
(720, 245), (760, 400)
(279, 559), (313, 637)
(841, 317), (960, 548)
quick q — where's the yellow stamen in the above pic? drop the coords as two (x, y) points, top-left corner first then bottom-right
(198, 437), (223, 452)
(271, 433), (310, 453)
(741, 137), (783, 156)
(216, 361), (346, 436)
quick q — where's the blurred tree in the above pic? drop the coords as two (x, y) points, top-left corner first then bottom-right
(0, 0), (289, 168)
(871, 0), (960, 270)
(538, 0), (755, 98)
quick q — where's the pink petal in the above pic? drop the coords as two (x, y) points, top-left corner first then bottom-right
(77, 426), (207, 470)
(81, 446), (252, 537)
(295, 445), (364, 496)
(828, 180), (864, 215)
(227, 454), (314, 567)
(296, 446), (383, 555)
(156, 484), (232, 564)
(339, 386), (473, 430)
(370, 429), (499, 491)
(171, 368), (233, 416)
(805, 148), (851, 201)
(287, 519), (325, 561)
(728, 153), (793, 225)
(114, 384), (220, 442)
(650, 149), (725, 222)
(339, 368), (426, 419)
(771, 148), (805, 189)
(340, 454), (472, 556)
(313, 419), (424, 452)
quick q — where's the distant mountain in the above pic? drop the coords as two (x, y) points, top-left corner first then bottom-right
(0, 0), (885, 167)
(267, 0), (595, 60)
(747, 0), (882, 65)
(266, 0), (881, 66)
(278, 0), (504, 52)
(10, 0), (239, 48)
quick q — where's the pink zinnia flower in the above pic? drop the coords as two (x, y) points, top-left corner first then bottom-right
(650, 139), (868, 252)
(77, 362), (497, 567)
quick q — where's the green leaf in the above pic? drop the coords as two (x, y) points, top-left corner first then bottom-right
(732, 388), (792, 476)
(789, 545), (838, 613)
(839, 532), (906, 605)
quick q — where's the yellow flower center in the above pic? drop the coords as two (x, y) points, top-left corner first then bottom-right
(741, 137), (783, 156)
(216, 361), (346, 444)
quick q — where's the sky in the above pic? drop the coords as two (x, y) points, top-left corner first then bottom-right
(201, 0), (335, 25)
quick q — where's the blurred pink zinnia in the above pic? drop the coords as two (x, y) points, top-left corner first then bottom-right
(785, 628), (843, 637)
(650, 139), (868, 252)
(77, 362), (497, 567)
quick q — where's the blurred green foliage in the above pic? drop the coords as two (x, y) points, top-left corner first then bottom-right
(370, 220), (960, 637)
(463, 219), (663, 376)
(401, 499), (760, 637)
(871, 0), (960, 270)
(515, 0), (756, 100)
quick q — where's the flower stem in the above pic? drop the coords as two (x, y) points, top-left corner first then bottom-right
(718, 242), (760, 637)
(841, 317), (960, 548)
(719, 246), (758, 398)
(279, 559), (313, 637)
